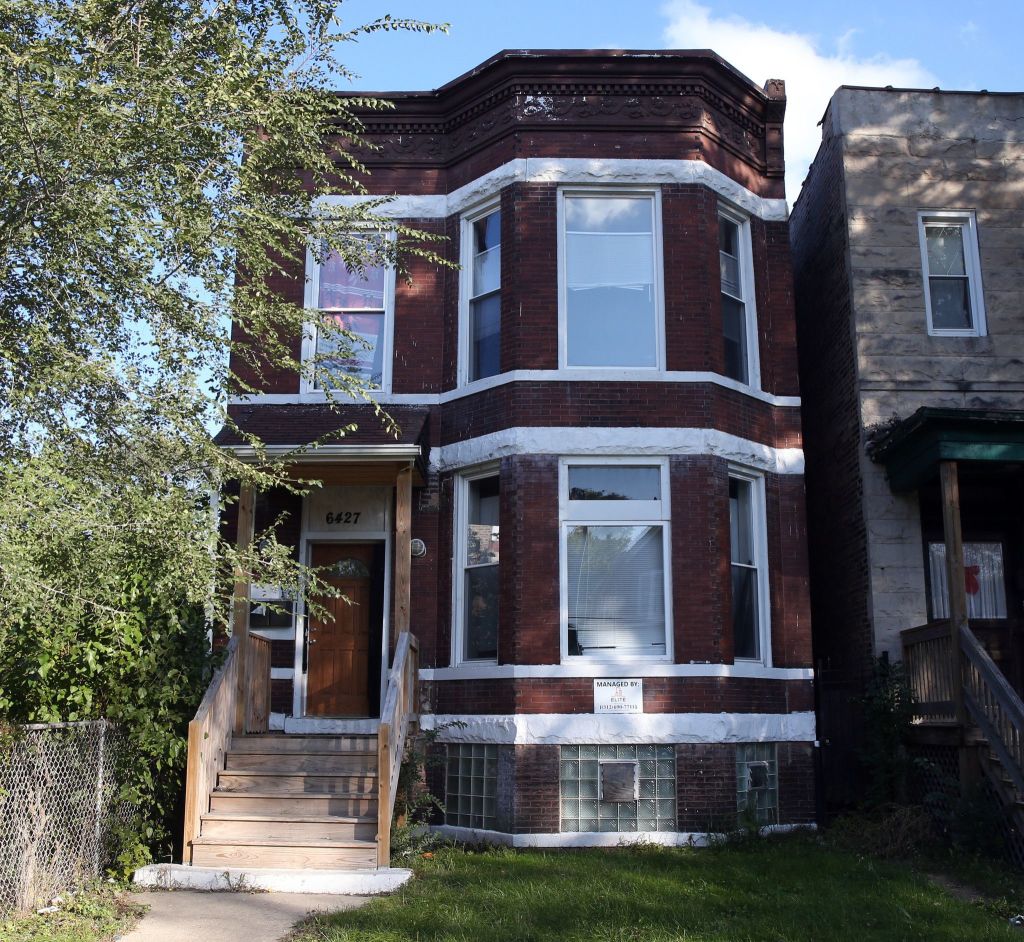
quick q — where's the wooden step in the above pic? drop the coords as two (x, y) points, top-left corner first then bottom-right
(225, 751), (377, 773)
(216, 770), (377, 794)
(199, 812), (377, 842)
(190, 837), (378, 870)
(209, 790), (377, 818)
(232, 735), (377, 754)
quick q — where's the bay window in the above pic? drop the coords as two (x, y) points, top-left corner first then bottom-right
(718, 209), (759, 387)
(561, 460), (671, 660)
(729, 471), (770, 663)
(461, 203), (502, 383)
(559, 190), (663, 369)
(455, 470), (500, 662)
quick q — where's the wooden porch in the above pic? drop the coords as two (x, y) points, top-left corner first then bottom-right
(181, 457), (422, 872)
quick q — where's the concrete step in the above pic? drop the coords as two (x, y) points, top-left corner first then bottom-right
(216, 770), (377, 794)
(190, 837), (378, 870)
(199, 812), (377, 842)
(225, 751), (377, 773)
(209, 790), (377, 818)
(232, 734), (377, 754)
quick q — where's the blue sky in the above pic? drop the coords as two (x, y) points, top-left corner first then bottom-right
(332, 0), (1023, 200)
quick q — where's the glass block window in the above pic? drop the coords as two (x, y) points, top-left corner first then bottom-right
(445, 744), (497, 829)
(736, 743), (778, 825)
(560, 745), (676, 833)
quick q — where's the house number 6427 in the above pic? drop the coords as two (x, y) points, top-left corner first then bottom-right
(326, 511), (361, 525)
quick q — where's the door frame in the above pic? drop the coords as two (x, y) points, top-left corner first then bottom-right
(294, 491), (393, 719)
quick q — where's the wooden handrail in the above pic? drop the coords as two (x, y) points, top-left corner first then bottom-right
(182, 632), (272, 861)
(961, 623), (1024, 794)
(377, 632), (420, 868)
(182, 635), (240, 861)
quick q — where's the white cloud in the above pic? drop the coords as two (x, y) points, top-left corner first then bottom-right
(661, 1), (937, 202)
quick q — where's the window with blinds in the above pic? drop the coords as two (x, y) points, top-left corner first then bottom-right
(561, 192), (662, 369)
(728, 470), (770, 664)
(562, 462), (670, 659)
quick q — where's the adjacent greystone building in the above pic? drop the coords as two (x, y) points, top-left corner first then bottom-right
(790, 86), (1024, 809)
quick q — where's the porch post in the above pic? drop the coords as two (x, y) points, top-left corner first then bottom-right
(394, 466), (412, 644)
(232, 481), (256, 736)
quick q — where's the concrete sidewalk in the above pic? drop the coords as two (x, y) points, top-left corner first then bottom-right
(121, 890), (368, 942)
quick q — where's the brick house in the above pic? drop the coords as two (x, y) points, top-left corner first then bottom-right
(791, 87), (1024, 816)
(189, 50), (815, 871)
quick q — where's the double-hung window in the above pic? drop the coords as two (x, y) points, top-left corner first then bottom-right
(917, 211), (986, 336)
(728, 470), (770, 663)
(561, 460), (671, 660)
(559, 190), (664, 369)
(718, 209), (760, 386)
(454, 470), (500, 662)
(461, 203), (502, 384)
(305, 236), (394, 392)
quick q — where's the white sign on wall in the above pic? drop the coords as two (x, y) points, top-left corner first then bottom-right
(305, 485), (389, 534)
(593, 679), (644, 714)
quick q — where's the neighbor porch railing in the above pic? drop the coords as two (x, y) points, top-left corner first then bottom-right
(902, 621), (956, 722)
(962, 623), (1024, 796)
(376, 632), (420, 868)
(182, 633), (271, 860)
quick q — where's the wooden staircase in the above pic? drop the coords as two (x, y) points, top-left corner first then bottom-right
(182, 631), (420, 872)
(905, 621), (1024, 853)
(189, 734), (380, 869)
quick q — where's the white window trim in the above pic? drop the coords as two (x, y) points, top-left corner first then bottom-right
(718, 204), (762, 391)
(458, 197), (502, 388)
(917, 210), (987, 338)
(557, 187), (666, 371)
(451, 462), (501, 666)
(558, 457), (674, 664)
(299, 235), (398, 396)
(728, 465), (772, 667)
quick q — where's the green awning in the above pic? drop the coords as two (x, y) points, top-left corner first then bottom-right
(870, 407), (1024, 492)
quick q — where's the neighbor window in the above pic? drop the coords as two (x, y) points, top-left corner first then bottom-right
(562, 461), (670, 659)
(928, 541), (1007, 620)
(307, 236), (392, 390)
(455, 472), (500, 662)
(462, 205), (502, 383)
(560, 191), (662, 368)
(729, 472), (770, 662)
(917, 212), (986, 336)
(719, 210), (759, 386)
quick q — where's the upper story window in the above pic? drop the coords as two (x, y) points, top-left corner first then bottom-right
(560, 459), (671, 661)
(728, 470), (771, 664)
(460, 203), (502, 384)
(718, 209), (760, 387)
(917, 211), (986, 337)
(559, 190), (664, 369)
(454, 469), (500, 663)
(303, 236), (395, 393)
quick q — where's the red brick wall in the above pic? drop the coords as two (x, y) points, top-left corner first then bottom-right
(676, 744), (737, 831)
(512, 745), (560, 833)
(778, 742), (817, 824)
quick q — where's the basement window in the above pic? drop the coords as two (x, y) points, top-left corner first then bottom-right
(445, 744), (498, 830)
(736, 743), (778, 824)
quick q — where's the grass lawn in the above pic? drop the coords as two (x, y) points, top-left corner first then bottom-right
(292, 835), (1022, 942)
(0, 884), (143, 942)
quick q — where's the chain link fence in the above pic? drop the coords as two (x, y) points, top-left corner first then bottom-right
(0, 720), (133, 915)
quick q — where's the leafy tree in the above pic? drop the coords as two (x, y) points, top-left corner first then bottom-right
(0, 0), (447, 858)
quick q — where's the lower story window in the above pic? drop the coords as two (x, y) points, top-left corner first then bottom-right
(928, 541), (1007, 620)
(736, 743), (778, 825)
(559, 745), (676, 833)
(445, 744), (498, 829)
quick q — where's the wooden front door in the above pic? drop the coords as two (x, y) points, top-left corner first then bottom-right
(307, 543), (378, 716)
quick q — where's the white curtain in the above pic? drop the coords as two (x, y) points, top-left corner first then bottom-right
(928, 541), (1007, 620)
